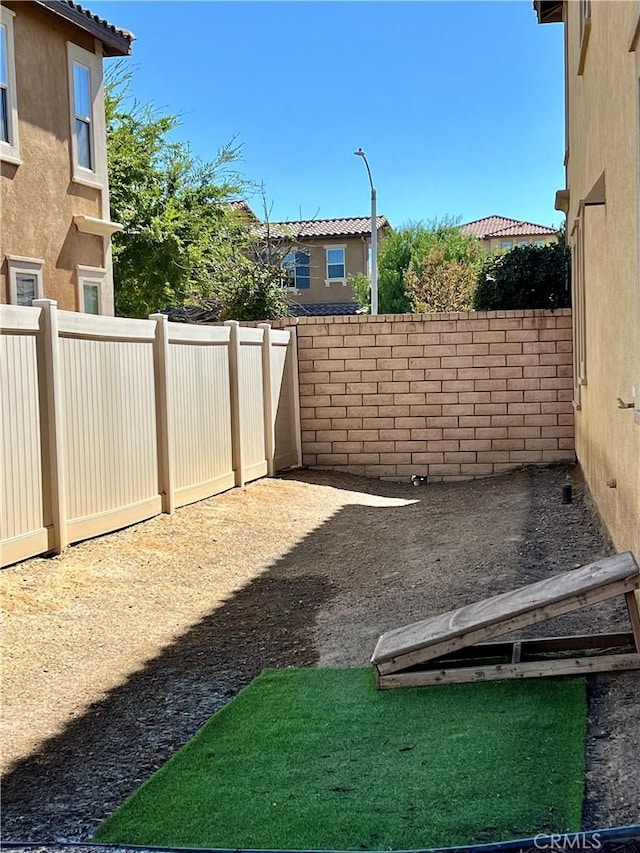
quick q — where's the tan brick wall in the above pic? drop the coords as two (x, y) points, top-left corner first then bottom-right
(272, 310), (575, 481)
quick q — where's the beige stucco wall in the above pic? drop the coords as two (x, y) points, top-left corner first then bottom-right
(563, 0), (640, 555)
(483, 233), (558, 254)
(0, 2), (114, 313)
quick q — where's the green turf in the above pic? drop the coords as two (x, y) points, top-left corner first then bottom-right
(94, 669), (586, 850)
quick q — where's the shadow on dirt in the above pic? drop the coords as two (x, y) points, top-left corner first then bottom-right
(2, 463), (631, 841)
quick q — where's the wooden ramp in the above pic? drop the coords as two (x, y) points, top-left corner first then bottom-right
(372, 552), (640, 688)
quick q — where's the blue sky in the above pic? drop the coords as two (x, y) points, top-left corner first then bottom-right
(92, 1), (565, 229)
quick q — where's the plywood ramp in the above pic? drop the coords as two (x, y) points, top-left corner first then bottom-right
(372, 552), (640, 687)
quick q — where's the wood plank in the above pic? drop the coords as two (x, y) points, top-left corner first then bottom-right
(377, 652), (640, 688)
(433, 632), (636, 661)
(626, 590), (640, 653)
(375, 576), (639, 675)
(373, 552), (639, 674)
(394, 633), (636, 670)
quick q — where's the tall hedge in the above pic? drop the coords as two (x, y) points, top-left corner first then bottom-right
(473, 242), (571, 311)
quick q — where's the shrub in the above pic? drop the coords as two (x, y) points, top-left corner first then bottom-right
(349, 272), (371, 313)
(404, 244), (482, 313)
(473, 242), (571, 311)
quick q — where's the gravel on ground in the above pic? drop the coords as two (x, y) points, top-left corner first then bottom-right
(1, 463), (638, 844)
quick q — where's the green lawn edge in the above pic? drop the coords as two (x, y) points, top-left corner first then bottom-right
(95, 668), (587, 850)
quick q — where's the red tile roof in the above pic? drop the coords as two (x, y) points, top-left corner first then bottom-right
(36, 1), (134, 56)
(460, 216), (557, 240)
(257, 216), (390, 240)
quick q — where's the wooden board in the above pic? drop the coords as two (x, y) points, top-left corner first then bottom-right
(377, 653), (640, 688)
(372, 552), (640, 676)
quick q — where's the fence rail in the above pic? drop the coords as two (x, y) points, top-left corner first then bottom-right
(0, 302), (301, 568)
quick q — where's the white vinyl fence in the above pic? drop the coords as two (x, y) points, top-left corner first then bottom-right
(0, 302), (301, 568)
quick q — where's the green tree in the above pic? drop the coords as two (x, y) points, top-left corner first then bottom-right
(473, 242), (571, 311)
(378, 218), (483, 314)
(349, 272), (371, 313)
(106, 68), (287, 320)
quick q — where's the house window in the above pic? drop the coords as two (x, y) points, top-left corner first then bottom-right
(76, 265), (106, 314)
(73, 62), (93, 170)
(67, 43), (104, 186)
(501, 241), (513, 250)
(517, 241), (528, 248)
(283, 251), (310, 290)
(534, 240), (546, 247)
(0, 7), (19, 163)
(325, 246), (346, 284)
(6, 256), (44, 305)
(17, 273), (37, 305)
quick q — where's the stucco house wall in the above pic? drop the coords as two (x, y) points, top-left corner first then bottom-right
(483, 232), (558, 254)
(0, 1), (131, 315)
(259, 216), (390, 312)
(540, 0), (640, 556)
(286, 235), (370, 306)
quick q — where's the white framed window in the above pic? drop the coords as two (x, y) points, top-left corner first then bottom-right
(324, 245), (346, 286)
(76, 265), (107, 314)
(516, 241), (528, 247)
(0, 7), (20, 164)
(6, 256), (44, 305)
(501, 241), (513, 250)
(67, 43), (105, 188)
(534, 240), (546, 247)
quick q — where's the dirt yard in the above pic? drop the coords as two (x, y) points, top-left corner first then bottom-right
(1, 464), (638, 844)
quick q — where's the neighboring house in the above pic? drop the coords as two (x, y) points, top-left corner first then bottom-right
(258, 216), (391, 315)
(535, 0), (640, 557)
(0, 1), (133, 315)
(460, 215), (559, 253)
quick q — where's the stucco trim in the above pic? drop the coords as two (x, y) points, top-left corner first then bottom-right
(628, 8), (640, 52)
(73, 215), (123, 237)
(6, 256), (45, 305)
(577, 11), (592, 76)
(555, 189), (570, 213)
(75, 264), (107, 315)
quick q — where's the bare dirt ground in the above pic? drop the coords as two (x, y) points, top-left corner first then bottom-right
(1, 463), (638, 846)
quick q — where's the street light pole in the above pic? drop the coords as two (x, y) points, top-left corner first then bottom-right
(354, 148), (378, 315)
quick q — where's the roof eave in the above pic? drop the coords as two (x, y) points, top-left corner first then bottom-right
(36, 1), (134, 56)
(534, 0), (563, 25)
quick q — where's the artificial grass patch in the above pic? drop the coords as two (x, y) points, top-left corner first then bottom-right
(94, 669), (586, 850)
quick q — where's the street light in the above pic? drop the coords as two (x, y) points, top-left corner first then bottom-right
(354, 148), (378, 315)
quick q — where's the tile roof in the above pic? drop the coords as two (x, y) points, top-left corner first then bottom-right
(460, 216), (557, 240)
(257, 216), (390, 241)
(288, 302), (363, 317)
(36, 1), (134, 56)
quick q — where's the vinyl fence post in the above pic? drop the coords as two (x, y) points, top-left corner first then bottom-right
(33, 299), (68, 553)
(149, 313), (175, 514)
(258, 323), (275, 476)
(288, 326), (303, 467)
(225, 320), (244, 487)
